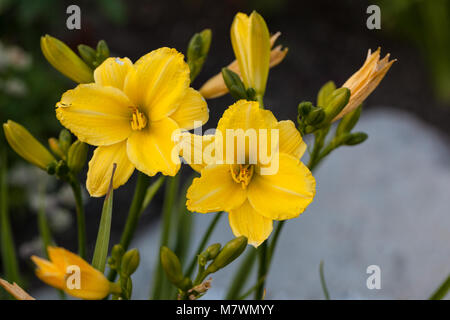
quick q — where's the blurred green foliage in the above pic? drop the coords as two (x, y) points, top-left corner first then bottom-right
(378, 0), (450, 103)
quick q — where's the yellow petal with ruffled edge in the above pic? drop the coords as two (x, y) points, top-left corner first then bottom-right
(229, 200), (273, 247)
(94, 57), (133, 90)
(123, 47), (190, 122)
(170, 88), (209, 130)
(31, 256), (65, 290)
(276, 120), (307, 159)
(56, 84), (133, 146)
(127, 117), (181, 176)
(231, 12), (270, 95)
(248, 153), (316, 220)
(186, 164), (247, 213)
(86, 141), (135, 197)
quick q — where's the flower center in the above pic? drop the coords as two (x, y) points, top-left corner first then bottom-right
(130, 107), (147, 131)
(230, 164), (254, 189)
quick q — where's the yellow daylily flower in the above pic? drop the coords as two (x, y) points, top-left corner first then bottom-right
(333, 47), (396, 121)
(56, 48), (209, 197)
(199, 32), (288, 99)
(3, 120), (56, 170)
(31, 247), (112, 300)
(41, 35), (94, 83)
(185, 100), (315, 247)
(230, 11), (271, 97)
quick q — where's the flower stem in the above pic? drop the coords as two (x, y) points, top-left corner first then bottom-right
(151, 175), (180, 300)
(255, 241), (268, 299)
(185, 212), (223, 278)
(68, 173), (87, 260)
(107, 172), (151, 281)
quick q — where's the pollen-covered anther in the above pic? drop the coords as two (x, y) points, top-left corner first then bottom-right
(230, 164), (254, 189)
(130, 107), (147, 131)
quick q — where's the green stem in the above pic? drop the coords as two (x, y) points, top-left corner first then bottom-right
(430, 275), (450, 300)
(107, 172), (151, 281)
(68, 174), (87, 260)
(225, 248), (257, 299)
(319, 260), (330, 300)
(255, 242), (268, 299)
(151, 175), (179, 300)
(185, 213), (223, 278)
(0, 150), (21, 285)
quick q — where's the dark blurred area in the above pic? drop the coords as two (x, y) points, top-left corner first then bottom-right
(1, 0), (449, 291)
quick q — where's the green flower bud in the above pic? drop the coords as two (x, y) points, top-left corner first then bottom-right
(222, 68), (248, 100)
(343, 132), (368, 146)
(40, 34), (93, 83)
(298, 101), (313, 117)
(58, 129), (72, 154)
(109, 244), (125, 270)
(336, 104), (362, 136)
(46, 160), (57, 175)
(121, 249), (140, 277)
(206, 236), (247, 274)
(317, 81), (336, 107)
(187, 29), (212, 81)
(323, 87), (350, 123)
(96, 40), (110, 66)
(305, 107), (326, 126)
(67, 140), (88, 174)
(198, 243), (221, 267)
(55, 160), (69, 176)
(77, 44), (97, 69)
(160, 246), (184, 287)
(48, 137), (65, 159)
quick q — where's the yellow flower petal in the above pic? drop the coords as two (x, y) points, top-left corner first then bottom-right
(170, 88), (209, 130)
(127, 117), (181, 176)
(123, 47), (190, 122)
(56, 84), (133, 146)
(180, 133), (215, 173)
(186, 164), (247, 213)
(231, 12), (270, 95)
(228, 200), (273, 247)
(31, 255), (65, 290)
(276, 120), (306, 159)
(94, 57), (133, 90)
(217, 100), (277, 132)
(248, 153), (316, 220)
(199, 32), (287, 99)
(86, 141), (135, 197)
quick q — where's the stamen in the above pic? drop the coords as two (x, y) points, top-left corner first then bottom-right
(230, 164), (254, 189)
(130, 107), (147, 131)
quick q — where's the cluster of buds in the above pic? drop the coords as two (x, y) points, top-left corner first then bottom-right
(107, 245), (140, 300)
(3, 121), (88, 180)
(41, 35), (110, 83)
(160, 236), (248, 300)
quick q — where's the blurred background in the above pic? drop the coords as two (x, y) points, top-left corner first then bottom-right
(0, 0), (449, 299)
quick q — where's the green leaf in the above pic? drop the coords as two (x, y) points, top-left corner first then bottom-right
(429, 275), (450, 300)
(92, 164), (116, 272)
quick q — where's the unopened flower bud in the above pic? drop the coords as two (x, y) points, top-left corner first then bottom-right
(198, 243), (221, 267)
(67, 140), (88, 174)
(3, 120), (55, 170)
(187, 29), (212, 81)
(96, 40), (110, 64)
(48, 137), (65, 159)
(55, 160), (69, 176)
(305, 107), (326, 126)
(323, 87), (350, 123)
(298, 101), (313, 117)
(121, 249), (140, 277)
(160, 246), (184, 287)
(317, 81), (336, 107)
(336, 105), (362, 136)
(77, 44), (97, 69)
(222, 68), (248, 100)
(206, 236), (247, 274)
(343, 132), (368, 146)
(58, 129), (72, 154)
(40, 35), (93, 83)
